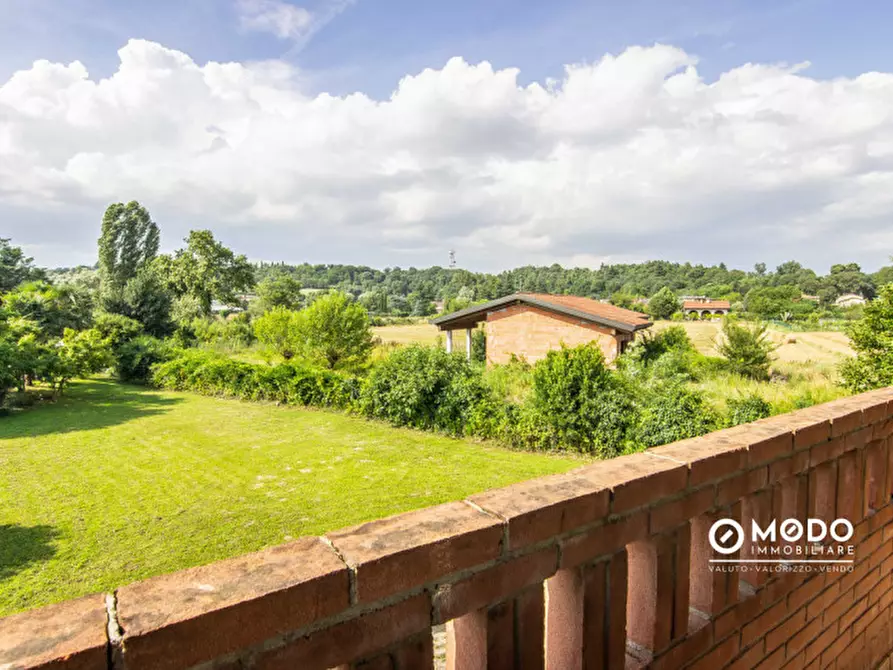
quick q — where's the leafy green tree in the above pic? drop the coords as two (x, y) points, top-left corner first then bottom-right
(41, 328), (112, 395)
(716, 318), (776, 381)
(532, 342), (637, 455)
(158, 230), (254, 315)
(840, 284), (893, 391)
(296, 292), (374, 371)
(647, 287), (679, 320)
(256, 271), (303, 312)
(610, 292), (638, 310)
(635, 382), (718, 447)
(3, 281), (92, 338)
(0, 238), (45, 293)
(254, 307), (303, 360)
(98, 201), (160, 293)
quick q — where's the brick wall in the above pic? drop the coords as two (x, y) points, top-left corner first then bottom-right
(485, 303), (629, 365)
(4, 389), (893, 669)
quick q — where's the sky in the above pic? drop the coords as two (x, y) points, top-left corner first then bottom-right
(2, 0), (893, 273)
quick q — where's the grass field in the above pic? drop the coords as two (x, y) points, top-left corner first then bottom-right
(0, 380), (580, 615)
(373, 322), (441, 346)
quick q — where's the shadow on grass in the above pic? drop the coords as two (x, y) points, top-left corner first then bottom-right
(0, 378), (183, 438)
(0, 524), (59, 580)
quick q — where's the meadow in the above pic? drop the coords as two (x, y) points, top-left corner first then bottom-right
(0, 379), (580, 616)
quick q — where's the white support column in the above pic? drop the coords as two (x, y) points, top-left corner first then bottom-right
(446, 329), (453, 354)
(465, 328), (472, 361)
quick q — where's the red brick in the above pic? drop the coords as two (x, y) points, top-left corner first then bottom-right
(469, 472), (609, 550)
(873, 418), (893, 441)
(743, 599), (788, 647)
(687, 633), (740, 669)
(432, 547), (557, 623)
(803, 620), (839, 664)
(717, 466), (769, 506)
(0, 594), (107, 670)
(727, 639), (765, 670)
(328, 501), (503, 602)
(117, 537), (349, 670)
(755, 645), (785, 670)
(607, 551), (628, 668)
(845, 425), (874, 452)
(830, 407), (864, 438)
(794, 419), (832, 451)
(559, 511), (647, 568)
(786, 611), (823, 657)
(819, 624), (853, 669)
(809, 436), (845, 467)
(765, 606), (806, 653)
(254, 593), (431, 670)
(651, 622), (712, 670)
(647, 431), (747, 487)
(743, 423), (795, 465)
(649, 487), (714, 534)
(576, 453), (687, 514)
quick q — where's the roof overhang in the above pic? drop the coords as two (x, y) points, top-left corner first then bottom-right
(430, 294), (653, 334)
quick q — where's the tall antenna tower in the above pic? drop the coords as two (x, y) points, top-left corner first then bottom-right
(448, 249), (456, 269)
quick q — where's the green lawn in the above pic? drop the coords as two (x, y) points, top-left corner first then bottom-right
(0, 380), (581, 616)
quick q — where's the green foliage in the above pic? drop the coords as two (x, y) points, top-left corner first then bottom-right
(191, 314), (254, 351)
(610, 292), (638, 310)
(157, 230), (254, 315)
(256, 271), (303, 311)
(0, 238), (45, 293)
(254, 307), (302, 360)
(531, 343), (637, 455)
(98, 201), (159, 294)
(297, 292), (374, 371)
(115, 335), (178, 383)
(471, 328), (486, 363)
(840, 284), (893, 392)
(726, 394), (772, 426)
(360, 345), (497, 436)
(3, 281), (92, 338)
(648, 287), (679, 320)
(39, 328), (112, 395)
(152, 350), (359, 408)
(635, 382), (719, 447)
(716, 318), (776, 381)
(92, 313), (143, 350)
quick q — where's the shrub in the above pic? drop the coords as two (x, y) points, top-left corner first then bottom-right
(254, 307), (302, 360)
(115, 335), (178, 383)
(471, 328), (487, 363)
(840, 284), (893, 392)
(298, 292), (374, 371)
(360, 345), (497, 436)
(192, 314), (254, 350)
(636, 382), (719, 448)
(716, 318), (776, 381)
(93, 313), (144, 350)
(648, 287), (679, 320)
(531, 343), (637, 455)
(726, 393), (772, 426)
(151, 350), (359, 408)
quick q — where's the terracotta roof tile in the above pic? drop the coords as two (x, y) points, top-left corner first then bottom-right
(682, 299), (730, 310)
(519, 293), (650, 326)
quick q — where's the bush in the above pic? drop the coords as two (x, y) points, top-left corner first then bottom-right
(93, 313), (144, 350)
(716, 318), (776, 381)
(531, 343), (637, 455)
(636, 382), (719, 448)
(726, 393), (772, 426)
(115, 335), (178, 383)
(254, 307), (302, 360)
(648, 287), (679, 320)
(151, 350), (359, 408)
(840, 284), (893, 392)
(471, 328), (487, 363)
(360, 345), (498, 436)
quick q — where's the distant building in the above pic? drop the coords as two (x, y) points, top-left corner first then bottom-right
(682, 297), (731, 317)
(431, 293), (652, 365)
(835, 293), (866, 308)
(800, 294), (820, 303)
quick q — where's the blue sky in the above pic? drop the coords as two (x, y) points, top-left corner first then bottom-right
(2, 0), (884, 98)
(3, 0), (893, 272)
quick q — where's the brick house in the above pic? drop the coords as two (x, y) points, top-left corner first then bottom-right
(682, 297), (731, 317)
(430, 292), (652, 365)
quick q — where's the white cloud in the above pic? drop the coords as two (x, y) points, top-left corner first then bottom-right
(3, 39), (893, 270)
(237, 0), (314, 39)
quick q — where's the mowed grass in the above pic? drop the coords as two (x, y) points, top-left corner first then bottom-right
(0, 380), (581, 616)
(373, 323), (441, 346)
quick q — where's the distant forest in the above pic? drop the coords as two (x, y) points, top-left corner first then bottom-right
(250, 259), (893, 317)
(51, 257), (893, 319)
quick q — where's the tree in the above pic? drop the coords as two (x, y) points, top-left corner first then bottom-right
(256, 271), (302, 312)
(295, 292), (374, 370)
(254, 307), (302, 360)
(3, 281), (91, 338)
(158, 230), (254, 315)
(98, 201), (160, 293)
(41, 328), (112, 395)
(0, 238), (45, 293)
(647, 287), (679, 320)
(840, 284), (893, 391)
(716, 318), (776, 381)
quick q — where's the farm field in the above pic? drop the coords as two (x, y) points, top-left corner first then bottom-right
(376, 319), (855, 363)
(0, 380), (581, 616)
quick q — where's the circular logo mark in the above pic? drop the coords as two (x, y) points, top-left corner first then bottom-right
(709, 519), (744, 555)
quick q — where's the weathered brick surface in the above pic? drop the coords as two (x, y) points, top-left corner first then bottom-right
(117, 537), (349, 670)
(0, 595), (108, 670)
(327, 501), (502, 603)
(4, 389), (893, 670)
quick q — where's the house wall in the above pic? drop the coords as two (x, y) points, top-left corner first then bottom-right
(484, 303), (628, 365)
(5, 390), (893, 669)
